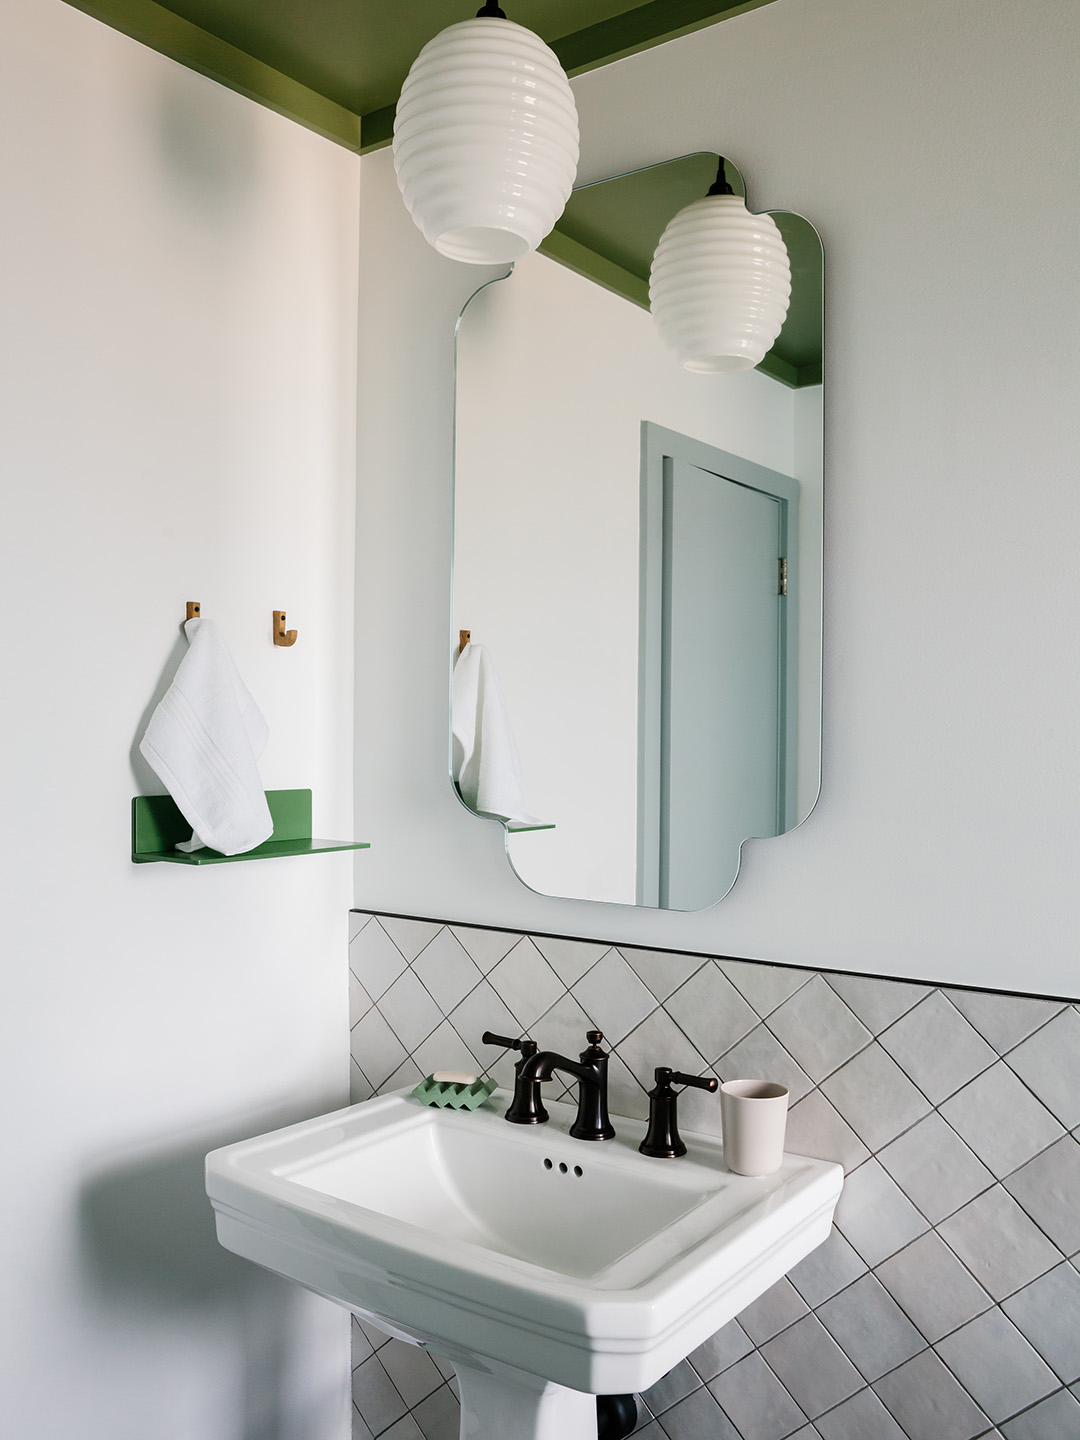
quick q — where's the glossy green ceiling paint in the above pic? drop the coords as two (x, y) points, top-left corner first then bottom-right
(542, 155), (823, 386)
(64, 0), (780, 152)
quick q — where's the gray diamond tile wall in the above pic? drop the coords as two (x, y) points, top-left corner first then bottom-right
(348, 914), (1080, 1440)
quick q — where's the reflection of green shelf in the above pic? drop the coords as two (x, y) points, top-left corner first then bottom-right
(506, 823), (556, 833)
(132, 789), (369, 865)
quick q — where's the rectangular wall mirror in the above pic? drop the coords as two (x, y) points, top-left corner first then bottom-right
(452, 153), (823, 911)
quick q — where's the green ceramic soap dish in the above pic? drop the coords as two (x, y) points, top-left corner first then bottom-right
(411, 1074), (497, 1110)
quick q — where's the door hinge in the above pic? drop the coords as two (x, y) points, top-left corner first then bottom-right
(778, 557), (788, 596)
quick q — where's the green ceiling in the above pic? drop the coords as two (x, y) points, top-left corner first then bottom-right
(64, 0), (778, 151)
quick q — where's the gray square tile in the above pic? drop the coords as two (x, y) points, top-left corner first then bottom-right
(834, 1159), (930, 1267)
(1006, 1008), (1080, 1130)
(448, 979), (520, 1058)
(768, 978), (871, 1083)
(411, 1382), (460, 1440)
(349, 910), (371, 944)
(665, 962), (759, 1063)
(1002, 1264), (1080, 1383)
(876, 1230), (993, 1343)
(529, 934), (609, 986)
(383, 1056), (425, 1091)
(487, 938), (565, 1031)
(1003, 1136), (1080, 1256)
(350, 972), (374, 1028)
(449, 923), (522, 973)
(719, 960), (814, 1018)
(717, 1024), (814, 1105)
(530, 989), (596, 1059)
(708, 1353), (807, 1440)
(761, 1314), (863, 1420)
(940, 1063), (1065, 1179)
(1001, 1388), (1080, 1440)
(619, 946), (707, 1002)
(352, 1316), (375, 1365)
(936, 1309), (1058, 1423)
(943, 990), (1065, 1056)
(377, 1340), (444, 1408)
(351, 1006), (409, 1090)
(877, 1112), (995, 1224)
(352, 1403), (375, 1440)
(643, 1359), (701, 1415)
(814, 1387), (907, 1440)
(606, 1048), (651, 1124)
(378, 916), (444, 962)
(879, 992), (998, 1104)
(572, 948), (658, 1044)
(350, 1059), (374, 1104)
(823, 972), (931, 1036)
(688, 1321), (755, 1381)
(738, 1278), (809, 1345)
(411, 928), (483, 1016)
(817, 1272), (926, 1381)
(380, 1416), (426, 1440)
(819, 1043), (933, 1152)
(617, 1007), (708, 1093)
(672, 1066), (724, 1136)
(411, 1019), (482, 1083)
(656, 1385), (740, 1440)
(788, 1227), (868, 1308)
(873, 1349), (989, 1440)
(787, 1430), (823, 1440)
(354, 1317), (391, 1352)
(352, 1354), (408, 1435)
(938, 1187), (1061, 1301)
(379, 968), (444, 1054)
(784, 1091), (870, 1174)
(631, 1423), (666, 1440)
(350, 920), (408, 1001)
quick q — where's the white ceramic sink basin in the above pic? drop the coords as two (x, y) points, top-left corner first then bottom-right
(207, 1090), (841, 1440)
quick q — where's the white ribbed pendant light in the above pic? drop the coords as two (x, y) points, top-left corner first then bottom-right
(649, 159), (791, 373)
(393, 3), (579, 265)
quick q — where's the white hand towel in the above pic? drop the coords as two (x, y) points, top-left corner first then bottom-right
(139, 616), (274, 855)
(452, 642), (544, 827)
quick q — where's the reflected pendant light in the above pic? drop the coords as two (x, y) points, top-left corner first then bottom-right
(649, 159), (791, 373)
(393, 2), (579, 265)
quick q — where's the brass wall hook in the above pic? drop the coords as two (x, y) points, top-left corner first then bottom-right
(459, 629), (471, 655)
(273, 610), (298, 647)
(186, 601), (201, 621)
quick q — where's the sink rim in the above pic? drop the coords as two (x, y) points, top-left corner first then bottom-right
(207, 1089), (842, 1392)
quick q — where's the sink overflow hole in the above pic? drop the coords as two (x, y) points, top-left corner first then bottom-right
(541, 1158), (584, 1177)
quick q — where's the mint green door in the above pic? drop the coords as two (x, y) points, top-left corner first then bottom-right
(661, 458), (785, 910)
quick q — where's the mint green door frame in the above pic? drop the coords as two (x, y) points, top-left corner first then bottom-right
(637, 422), (800, 908)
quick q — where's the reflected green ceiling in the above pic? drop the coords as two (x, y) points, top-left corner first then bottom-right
(63, 0), (780, 151)
(541, 155), (823, 387)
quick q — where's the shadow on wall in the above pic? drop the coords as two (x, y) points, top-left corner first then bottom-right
(79, 1103), (343, 1440)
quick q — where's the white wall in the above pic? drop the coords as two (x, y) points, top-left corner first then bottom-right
(355, 0), (1080, 1000)
(455, 250), (796, 904)
(0, 3), (359, 1437)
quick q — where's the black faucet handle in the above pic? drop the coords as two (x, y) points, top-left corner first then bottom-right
(482, 1031), (535, 1054)
(581, 1029), (608, 1058)
(667, 1070), (719, 1092)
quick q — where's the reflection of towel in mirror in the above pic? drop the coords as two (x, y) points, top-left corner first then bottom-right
(139, 616), (274, 855)
(452, 642), (544, 827)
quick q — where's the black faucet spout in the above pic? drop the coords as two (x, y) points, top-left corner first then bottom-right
(518, 1032), (615, 1141)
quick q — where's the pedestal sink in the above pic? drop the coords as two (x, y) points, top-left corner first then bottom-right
(206, 1090), (842, 1440)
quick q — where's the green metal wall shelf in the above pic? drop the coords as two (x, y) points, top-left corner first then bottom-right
(132, 789), (368, 865)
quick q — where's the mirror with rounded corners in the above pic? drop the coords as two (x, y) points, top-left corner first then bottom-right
(452, 153), (823, 910)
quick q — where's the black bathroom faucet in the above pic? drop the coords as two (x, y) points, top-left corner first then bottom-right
(511, 1031), (616, 1141)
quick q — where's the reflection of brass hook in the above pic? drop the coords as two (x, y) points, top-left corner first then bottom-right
(186, 601), (201, 621)
(273, 610), (298, 647)
(459, 629), (471, 655)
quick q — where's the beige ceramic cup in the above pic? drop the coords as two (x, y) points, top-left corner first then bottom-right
(720, 1080), (790, 1176)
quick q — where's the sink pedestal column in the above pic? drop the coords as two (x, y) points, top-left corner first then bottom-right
(453, 1358), (596, 1440)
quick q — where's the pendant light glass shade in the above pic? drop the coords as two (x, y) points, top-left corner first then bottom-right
(393, 17), (579, 265)
(649, 194), (791, 373)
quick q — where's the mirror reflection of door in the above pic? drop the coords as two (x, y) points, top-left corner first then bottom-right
(452, 152), (822, 910)
(638, 427), (798, 909)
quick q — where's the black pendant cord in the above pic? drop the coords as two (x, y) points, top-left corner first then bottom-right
(475, 2), (507, 15)
(707, 156), (735, 196)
